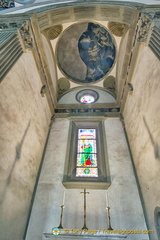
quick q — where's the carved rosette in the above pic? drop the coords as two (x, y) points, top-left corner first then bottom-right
(19, 22), (33, 49)
(137, 13), (154, 42)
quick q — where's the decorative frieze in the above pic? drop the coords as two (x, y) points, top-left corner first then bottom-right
(55, 107), (119, 113)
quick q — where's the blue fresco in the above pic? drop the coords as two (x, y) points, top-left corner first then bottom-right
(78, 23), (116, 83)
(0, 0), (14, 10)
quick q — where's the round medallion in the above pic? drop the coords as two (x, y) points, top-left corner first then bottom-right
(57, 22), (116, 84)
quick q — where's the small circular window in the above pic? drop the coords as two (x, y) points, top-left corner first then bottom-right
(76, 89), (99, 104)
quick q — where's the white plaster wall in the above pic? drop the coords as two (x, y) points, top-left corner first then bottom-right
(25, 118), (148, 240)
(104, 119), (148, 240)
(123, 45), (160, 240)
(0, 51), (51, 240)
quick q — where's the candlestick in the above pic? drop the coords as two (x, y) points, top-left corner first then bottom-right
(106, 192), (109, 207)
(62, 191), (65, 205)
(81, 189), (89, 230)
(58, 205), (65, 229)
(106, 207), (113, 230)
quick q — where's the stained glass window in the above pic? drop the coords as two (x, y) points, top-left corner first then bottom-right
(76, 129), (98, 177)
(80, 95), (95, 104)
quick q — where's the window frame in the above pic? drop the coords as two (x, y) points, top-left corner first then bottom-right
(76, 128), (98, 178)
(62, 117), (111, 189)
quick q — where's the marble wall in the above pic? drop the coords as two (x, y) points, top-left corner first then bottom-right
(25, 118), (148, 240)
(123, 45), (160, 240)
(0, 51), (51, 240)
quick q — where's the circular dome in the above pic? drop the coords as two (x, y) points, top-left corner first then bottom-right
(57, 22), (116, 84)
(76, 89), (99, 104)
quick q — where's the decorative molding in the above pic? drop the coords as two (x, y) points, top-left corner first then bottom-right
(0, 20), (29, 30)
(19, 22), (33, 49)
(55, 107), (120, 118)
(137, 13), (154, 42)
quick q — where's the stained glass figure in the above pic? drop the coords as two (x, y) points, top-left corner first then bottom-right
(77, 154), (97, 167)
(76, 128), (98, 177)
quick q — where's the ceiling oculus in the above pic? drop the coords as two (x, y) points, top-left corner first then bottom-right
(57, 22), (116, 84)
(76, 89), (99, 104)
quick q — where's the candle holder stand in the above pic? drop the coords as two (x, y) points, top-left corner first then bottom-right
(58, 205), (65, 229)
(106, 207), (113, 230)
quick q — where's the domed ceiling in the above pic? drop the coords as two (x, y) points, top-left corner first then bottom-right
(57, 22), (116, 84)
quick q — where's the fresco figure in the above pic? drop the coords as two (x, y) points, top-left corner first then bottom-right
(78, 22), (116, 82)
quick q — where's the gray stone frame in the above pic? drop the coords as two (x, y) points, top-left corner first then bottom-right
(62, 117), (111, 189)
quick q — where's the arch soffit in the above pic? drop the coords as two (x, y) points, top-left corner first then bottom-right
(36, 5), (138, 32)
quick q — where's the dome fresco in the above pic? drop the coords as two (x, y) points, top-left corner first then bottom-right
(57, 22), (116, 84)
